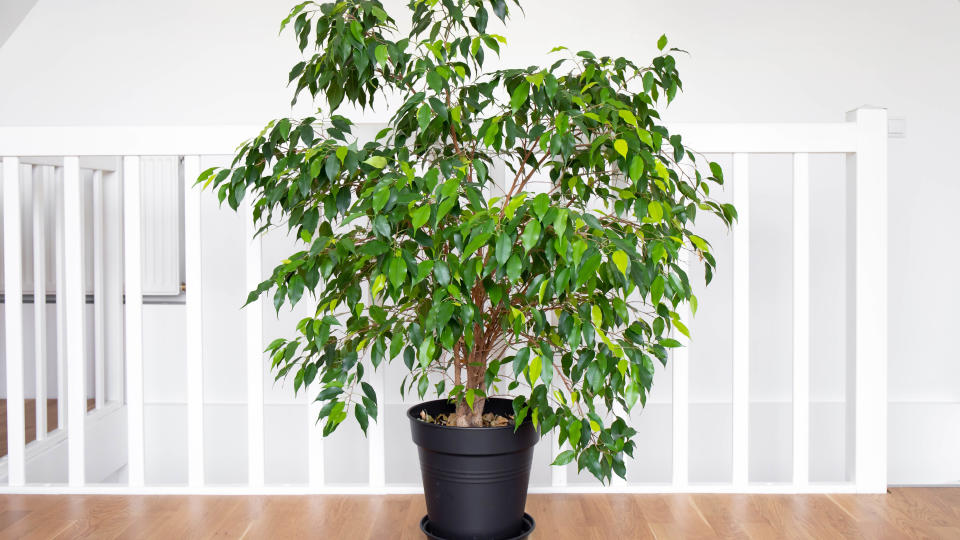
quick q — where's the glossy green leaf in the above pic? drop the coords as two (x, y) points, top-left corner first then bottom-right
(612, 250), (629, 276)
(552, 450), (575, 466)
(510, 79), (530, 112)
(433, 261), (451, 286)
(506, 254), (522, 282)
(520, 220), (541, 252)
(495, 234), (512, 265)
(389, 257), (406, 289)
(614, 139), (628, 158)
(411, 205), (431, 229)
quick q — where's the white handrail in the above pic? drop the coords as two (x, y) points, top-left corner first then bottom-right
(0, 122), (859, 156)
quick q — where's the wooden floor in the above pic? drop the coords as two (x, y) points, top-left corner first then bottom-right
(0, 489), (957, 539)
(0, 399), (95, 458)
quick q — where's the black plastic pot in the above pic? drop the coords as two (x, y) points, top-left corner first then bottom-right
(408, 398), (540, 540)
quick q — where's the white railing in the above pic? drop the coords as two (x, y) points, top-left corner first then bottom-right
(0, 107), (887, 494)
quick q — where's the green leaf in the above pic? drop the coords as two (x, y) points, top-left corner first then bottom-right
(277, 118), (291, 140)
(427, 70), (443, 93)
(528, 354), (542, 385)
(568, 418), (582, 447)
(510, 79), (530, 112)
(495, 234), (512, 266)
(541, 355), (553, 386)
(614, 139), (628, 158)
(647, 200), (664, 221)
(612, 250), (629, 276)
(415, 260), (434, 284)
(389, 257), (406, 289)
(419, 337), (435, 368)
(520, 220), (541, 252)
(364, 156), (387, 169)
(544, 73), (558, 97)
(618, 109), (638, 127)
(491, 0), (507, 21)
(375, 44), (389, 66)
(689, 234), (709, 252)
(636, 129), (653, 148)
(373, 189), (390, 213)
(350, 20), (364, 42)
(462, 232), (491, 261)
(513, 347), (530, 376)
(709, 161), (724, 182)
(411, 205), (431, 229)
(628, 156), (644, 181)
(504, 193), (526, 219)
(417, 105), (432, 131)
(506, 254), (522, 282)
(403, 346), (415, 370)
(553, 209), (568, 238)
(465, 388), (476, 410)
(354, 404), (369, 434)
(642, 72), (655, 93)
(657, 34), (668, 51)
(433, 261), (451, 286)
(625, 381), (640, 410)
(532, 193), (550, 219)
(551, 449), (576, 466)
(373, 215), (391, 237)
(650, 275), (665, 306)
(577, 253), (602, 288)
(417, 374), (429, 398)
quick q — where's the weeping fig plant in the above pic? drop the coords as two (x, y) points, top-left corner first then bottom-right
(199, 0), (736, 483)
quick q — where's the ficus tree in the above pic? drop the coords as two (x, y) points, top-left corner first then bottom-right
(200, 0), (736, 482)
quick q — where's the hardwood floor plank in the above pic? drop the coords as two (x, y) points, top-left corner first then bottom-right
(0, 489), (955, 539)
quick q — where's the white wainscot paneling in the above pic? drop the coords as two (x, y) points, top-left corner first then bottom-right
(889, 403), (960, 485)
(142, 304), (187, 403)
(144, 404), (188, 485)
(264, 404), (308, 485)
(203, 404), (248, 485)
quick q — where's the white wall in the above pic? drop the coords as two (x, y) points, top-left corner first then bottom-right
(1, 0), (959, 485)
(0, 0), (38, 47)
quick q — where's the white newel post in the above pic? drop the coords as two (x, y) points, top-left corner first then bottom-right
(846, 107), (888, 494)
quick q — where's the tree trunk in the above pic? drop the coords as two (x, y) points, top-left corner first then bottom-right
(454, 395), (485, 427)
(453, 359), (486, 427)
